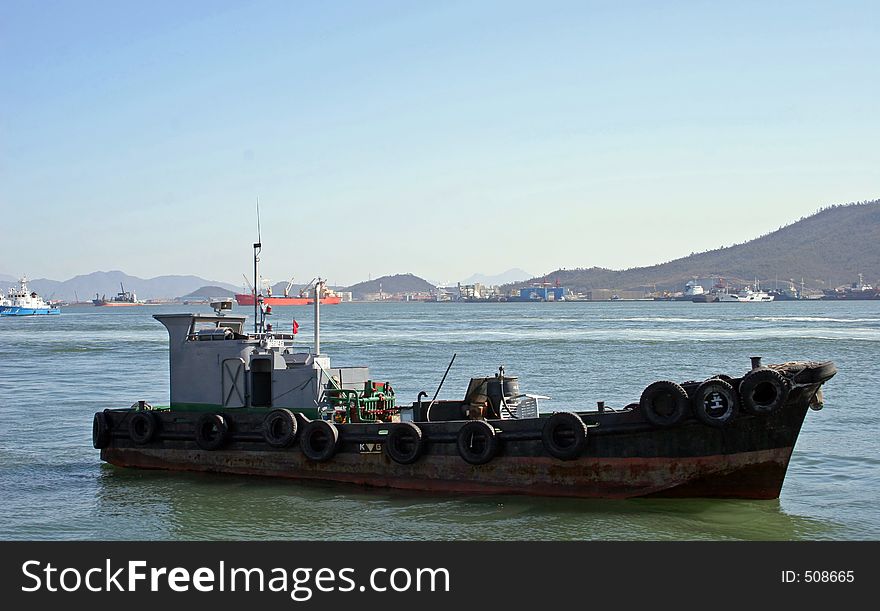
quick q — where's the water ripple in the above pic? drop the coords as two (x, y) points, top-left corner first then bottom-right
(1, 301), (877, 540)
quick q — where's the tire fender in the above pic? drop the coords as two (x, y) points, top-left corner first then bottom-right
(456, 420), (498, 465)
(384, 422), (425, 465)
(639, 381), (690, 427)
(92, 412), (111, 449)
(692, 379), (738, 427)
(129, 411), (159, 444)
(739, 368), (790, 415)
(262, 409), (299, 448)
(195, 413), (229, 451)
(300, 420), (339, 462)
(541, 412), (588, 460)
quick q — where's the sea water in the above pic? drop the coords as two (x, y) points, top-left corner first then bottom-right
(0, 301), (877, 540)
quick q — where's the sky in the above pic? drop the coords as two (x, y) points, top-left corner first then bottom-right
(1, 0), (878, 287)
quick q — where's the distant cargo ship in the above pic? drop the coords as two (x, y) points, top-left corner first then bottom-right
(93, 283), (142, 306)
(235, 277), (341, 306)
(676, 279), (708, 301)
(234, 292), (342, 306)
(822, 274), (880, 300)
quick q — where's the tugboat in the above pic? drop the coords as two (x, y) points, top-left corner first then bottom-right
(93, 247), (837, 499)
(0, 277), (60, 316)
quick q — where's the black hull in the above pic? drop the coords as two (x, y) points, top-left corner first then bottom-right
(96, 363), (835, 499)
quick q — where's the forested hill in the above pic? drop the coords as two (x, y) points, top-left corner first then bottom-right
(519, 200), (880, 293)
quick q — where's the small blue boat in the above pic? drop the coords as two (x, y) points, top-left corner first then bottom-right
(0, 277), (60, 316)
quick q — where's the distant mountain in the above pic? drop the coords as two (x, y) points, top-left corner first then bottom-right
(346, 274), (435, 298)
(510, 200), (880, 293)
(0, 271), (239, 301)
(179, 286), (236, 300)
(0, 273), (16, 282)
(461, 268), (533, 286)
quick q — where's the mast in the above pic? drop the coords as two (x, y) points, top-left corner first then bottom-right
(313, 278), (322, 355)
(253, 241), (261, 333)
(253, 198), (262, 334)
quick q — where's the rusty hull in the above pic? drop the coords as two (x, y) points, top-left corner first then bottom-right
(98, 389), (818, 499)
(103, 445), (794, 499)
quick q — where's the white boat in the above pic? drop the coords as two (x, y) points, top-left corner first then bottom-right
(684, 280), (705, 297)
(717, 286), (775, 303)
(0, 277), (61, 316)
(740, 287), (774, 302)
(680, 279), (709, 301)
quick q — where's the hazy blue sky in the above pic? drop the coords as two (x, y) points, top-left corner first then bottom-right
(1, 0), (878, 286)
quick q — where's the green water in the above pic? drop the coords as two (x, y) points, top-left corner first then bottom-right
(0, 301), (877, 540)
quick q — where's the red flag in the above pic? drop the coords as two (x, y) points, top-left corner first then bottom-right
(292, 319), (299, 334)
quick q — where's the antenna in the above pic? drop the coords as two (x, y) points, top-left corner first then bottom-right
(256, 196), (263, 245)
(253, 197), (263, 334)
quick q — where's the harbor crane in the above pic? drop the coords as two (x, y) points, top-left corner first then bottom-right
(242, 274), (255, 294)
(283, 277), (296, 297)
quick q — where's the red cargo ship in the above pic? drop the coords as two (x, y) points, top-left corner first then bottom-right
(235, 275), (342, 306)
(234, 292), (342, 306)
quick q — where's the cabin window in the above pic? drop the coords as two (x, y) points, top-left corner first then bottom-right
(251, 358), (273, 407)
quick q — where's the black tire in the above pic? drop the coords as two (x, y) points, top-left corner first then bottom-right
(691, 379), (738, 427)
(195, 413), (228, 450)
(541, 412), (588, 460)
(300, 420), (339, 462)
(708, 374), (735, 385)
(456, 420), (498, 465)
(92, 412), (110, 449)
(384, 422), (424, 465)
(639, 381), (690, 427)
(739, 368), (790, 415)
(129, 411), (158, 444)
(262, 409), (299, 448)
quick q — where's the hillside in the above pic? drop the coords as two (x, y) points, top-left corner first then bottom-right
(178, 286), (236, 300)
(514, 200), (880, 293)
(346, 274), (435, 298)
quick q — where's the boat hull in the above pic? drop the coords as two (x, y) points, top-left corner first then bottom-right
(93, 301), (142, 306)
(822, 292), (880, 300)
(0, 306), (60, 316)
(98, 372), (830, 500)
(102, 445), (795, 499)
